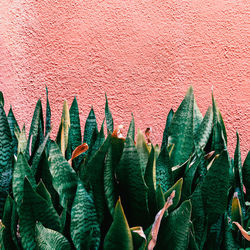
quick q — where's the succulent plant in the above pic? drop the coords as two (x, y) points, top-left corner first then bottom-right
(0, 86), (249, 249)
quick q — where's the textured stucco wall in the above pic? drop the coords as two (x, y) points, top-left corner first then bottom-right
(0, 0), (249, 159)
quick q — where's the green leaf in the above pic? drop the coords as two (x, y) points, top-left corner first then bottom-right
(85, 135), (111, 224)
(19, 178), (62, 249)
(45, 86), (51, 136)
(2, 196), (19, 249)
(161, 109), (174, 150)
(83, 107), (98, 147)
(0, 104), (13, 217)
(104, 136), (124, 216)
(155, 184), (166, 212)
(35, 222), (70, 250)
(7, 106), (20, 156)
(0, 91), (4, 106)
(144, 146), (157, 218)
(156, 146), (173, 193)
(71, 181), (101, 250)
(155, 200), (192, 250)
(48, 141), (78, 209)
(31, 132), (50, 175)
(136, 129), (150, 175)
(67, 97), (82, 166)
(164, 178), (183, 212)
(127, 114), (135, 141)
(190, 185), (207, 249)
(194, 106), (213, 149)
(103, 199), (133, 250)
(212, 94), (227, 144)
(234, 132), (244, 205)
(193, 99), (203, 135)
(212, 122), (227, 155)
(201, 150), (230, 224)
(243, 151), (250, 201)
(15, 125), (27, 154)
(168, 86), (194, 166)
(12, 153), (36, 213)
(105, 94), (114, 133)
(26, 99), (44, 160)
(116, 137), (150, 227)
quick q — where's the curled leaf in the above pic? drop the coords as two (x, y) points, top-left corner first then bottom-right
(232, 222), (250, 241)
(68, 143), (88, 166)
(148, 190), (175, 250)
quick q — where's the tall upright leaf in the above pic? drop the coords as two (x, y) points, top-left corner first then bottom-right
(12, 153), (36, 214)
(7, 107), (20, 156)
(155, 200), (192, 250)
(71, 181), (101, 249)
(26, 99), (44, 160)
(193, 99), (203, 135)
(105, 94), (114, 133)
(212, 94), (227, 145)
(0, 92), (4, 106)
(156, 146), (173, 193)
(59, 101), (70, 157)
(116, 137), (150, 227)
(161, 109), (174, 150)
(103, 199), (133, 250)
(201, 150), (230, 224)
(104, 136), (124, 216)
(0, 104), (13, 217)
(45, 86), (51, 136)
(66, 97), (82, 167)
(127, 113), (135, 141)
(83, 107), (98, 147)
(85, 135), (111, 224)
(136, 129), (150, 175)
(168, 87), (194, 166)
(48, 141), (78, 209)
(194, 106), (213, 149)
(243, 151), (250, 201)
(234, 132), (244, 205)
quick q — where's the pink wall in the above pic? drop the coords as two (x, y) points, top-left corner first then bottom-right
(0, 0), (249, 159)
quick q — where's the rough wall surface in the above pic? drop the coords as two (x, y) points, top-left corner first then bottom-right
(0, 0), (249, 159)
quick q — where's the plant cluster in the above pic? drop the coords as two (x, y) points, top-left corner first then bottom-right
(0, 87), (249, 249)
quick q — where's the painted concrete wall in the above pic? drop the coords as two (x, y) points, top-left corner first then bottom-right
(0, 0), (249, 159)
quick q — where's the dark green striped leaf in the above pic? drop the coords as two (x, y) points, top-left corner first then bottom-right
(35, 222), (70, 250)
(194, 106), (213, 149)
(66, 97), (82, 168)
(127, 114), (135, 141)
(161, 109), (174, 150)
(103, 199), (133, 250)
(193, 99), (203, 135)
(71, 181), (100, 250)
(26, 99), (44, 160)
(85, 135), (111, 224)
(201, 150), (230, 224)
(7, 106), (20, 156)
(83, 107), (98, 147)
(168, 87), (194, 166)
(116, 137), (150, 227)
(105, 94), (113, 133)
(12, 153), (36, 213)
(243, 151), (250, 201)
(0, 104), (13, 217)
(2, 196), (19, 249)
(156, 146), (173, 193)
(0, 92), (4, 106)
(48, 141), (78, 209)
(155, 200), (192, 250)
(45, 86), (51, 136)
